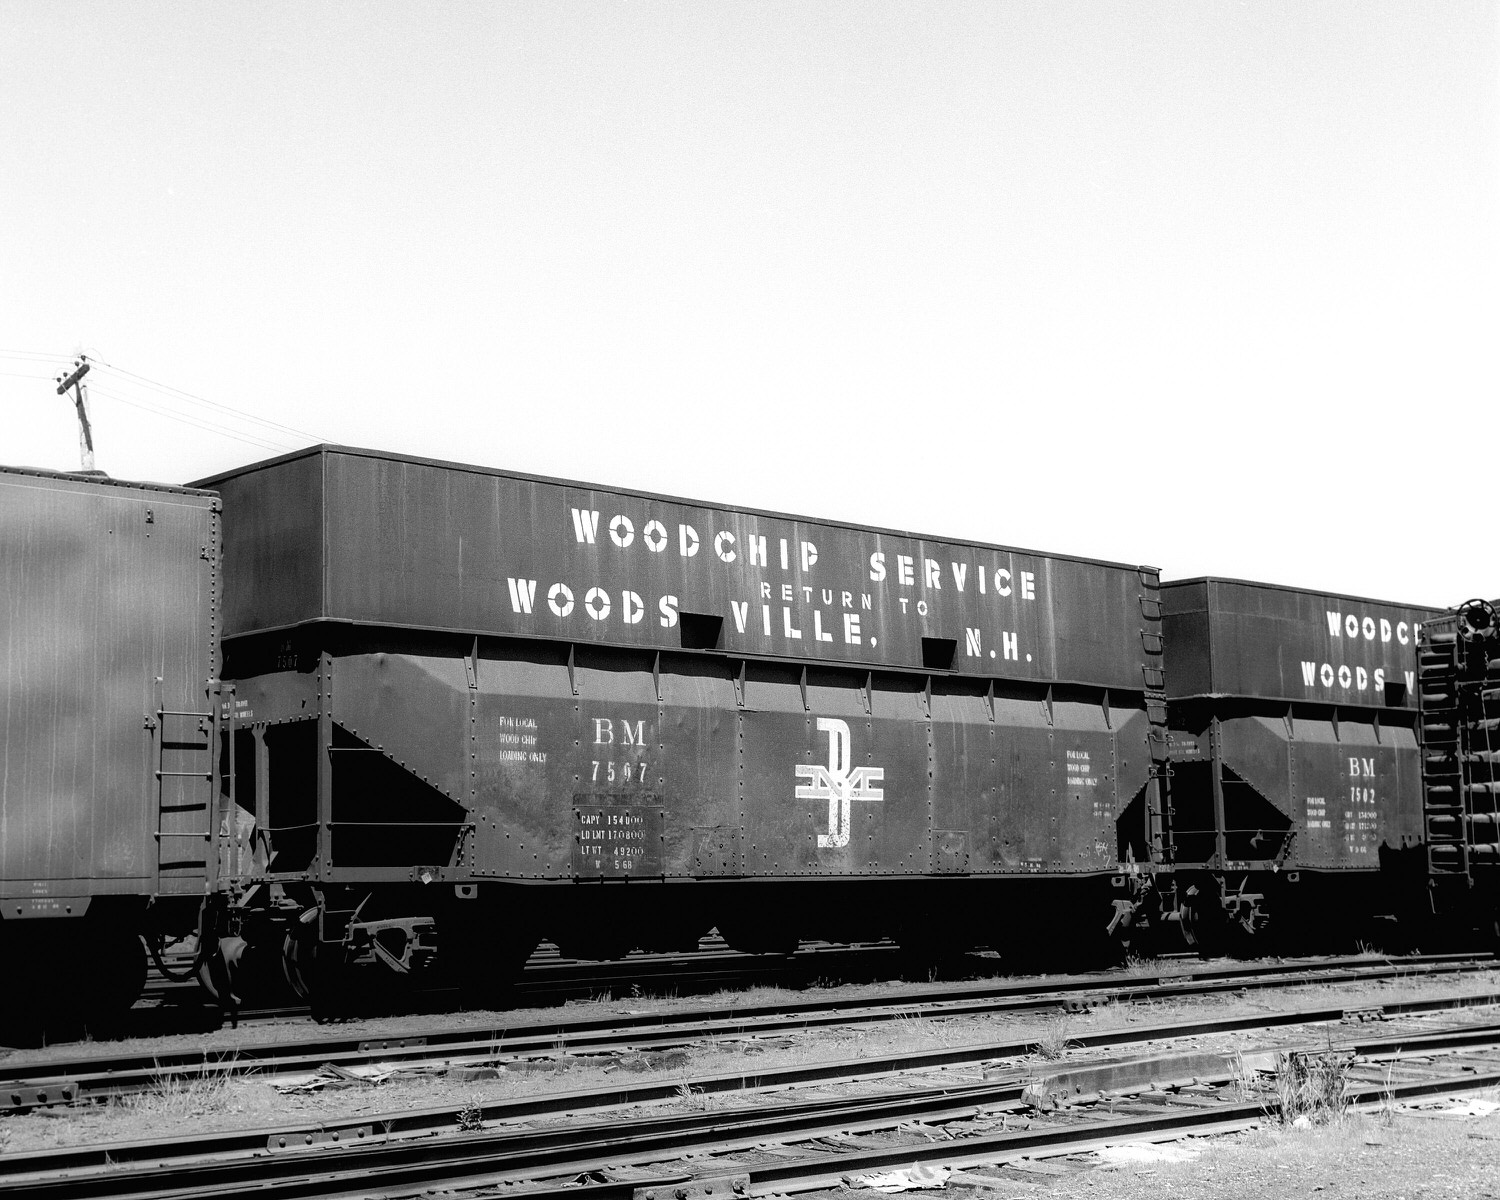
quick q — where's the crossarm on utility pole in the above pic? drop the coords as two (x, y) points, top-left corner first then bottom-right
(55, 356), (95, 471)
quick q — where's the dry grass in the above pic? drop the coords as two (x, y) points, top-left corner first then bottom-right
(1375, 1056), (1401, 1126)
(1035, 1014), (1075, 1061)
(107, 1061), (238, 1122)
(1270, 1048), (1354, 1125)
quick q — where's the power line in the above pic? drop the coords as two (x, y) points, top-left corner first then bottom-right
(88, 383), (294, 452)
(84, 355), (327, 444)
(3, 346), (329, 446)
(86, 383), (294, 453)
(0, 348), (76, 362)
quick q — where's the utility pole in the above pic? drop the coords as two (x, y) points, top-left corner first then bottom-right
(55, 355), (95, 471)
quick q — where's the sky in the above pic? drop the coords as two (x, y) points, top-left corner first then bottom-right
(2, 2), (1495, 607)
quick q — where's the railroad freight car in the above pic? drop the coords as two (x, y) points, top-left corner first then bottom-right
(1155, 579), (1441, 954)
(192, 446), (1172, 1000)
(0, 466), (222, 1030)
(1417, 600), (1500, 944)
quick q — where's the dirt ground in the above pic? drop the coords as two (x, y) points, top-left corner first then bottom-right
(3, 963), (1500, 1192)
(1030, 1107), (1500, 1200)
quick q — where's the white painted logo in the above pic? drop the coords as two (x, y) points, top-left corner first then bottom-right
(795, 718), (885, 849)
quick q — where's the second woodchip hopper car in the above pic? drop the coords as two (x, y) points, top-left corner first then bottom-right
(193, 445), (1172, 992)
(1159, 579), (1440, 953)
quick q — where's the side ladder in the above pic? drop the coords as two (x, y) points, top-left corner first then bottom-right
(1420, 602), (1500, 892)
(153, 691), (219, 895)
(1138, 567), (1176, 869)
(1419, 618), (1467, 880)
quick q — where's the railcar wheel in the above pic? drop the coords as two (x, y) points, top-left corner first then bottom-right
(281, 927), (318, 1000)
(1181, 882), (1266, 959)
(284, 930), (359, 1020)
(451, 933), (541, 1009)
(1180, 893), (1230, 959)
(715, 918), (799, 957)
(196, 936), (247, 1009)
(82, 926), (148, 1030)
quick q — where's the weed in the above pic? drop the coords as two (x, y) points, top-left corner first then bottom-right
(109, 1058), (235, 1120)
(1271, 1048), (1354, 1125)
(1231, 1050), (1258, 1103)
(674, 1073), (714, 1110)
(455, 1100), (484, 1132)
(1035, 1015), (1074, 1061)
(1378, 1056), (1399, 1125)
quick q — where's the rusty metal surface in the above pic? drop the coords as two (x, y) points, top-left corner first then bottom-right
(0, 466), (219, 908)
(1285, 717), (1422, 867)
(1163, 578), (1441, 709)
(200, 447), (1159, 691)
(1166, 712), (1422, 870)
(1159, 579), (1435, 873)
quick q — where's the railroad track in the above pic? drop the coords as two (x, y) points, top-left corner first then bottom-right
(129, 938), (913, 1029)
(4, 996), (1499, 1199)
(3, 951), (1495, 1112)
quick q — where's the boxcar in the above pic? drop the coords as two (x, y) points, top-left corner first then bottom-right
(1417, 600), (1500, 944)
(194, 445), (1170, 997)
(1158, 578), (1441, 953)
(0, 466), (221, 1029)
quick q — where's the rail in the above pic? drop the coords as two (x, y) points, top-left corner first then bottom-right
(3, 951), (1496, 1112)
(5, 1002), (1500, 1198)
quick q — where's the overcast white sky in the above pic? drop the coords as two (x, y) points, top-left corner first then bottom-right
(2, 3), (1495, 606)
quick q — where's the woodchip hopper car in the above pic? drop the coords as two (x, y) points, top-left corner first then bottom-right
(1155, 579), (1440, 954)
(190, 445), (1173, 1002)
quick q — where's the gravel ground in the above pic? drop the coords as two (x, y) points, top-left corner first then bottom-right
(1034, 1107), (1500, 1200)
(3, 964), (1499, 1184)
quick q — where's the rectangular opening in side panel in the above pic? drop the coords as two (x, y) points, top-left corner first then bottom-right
(679, 611), (724, 650)
(921, 636), (957, 670)
(1384, 679), (1408, 706)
